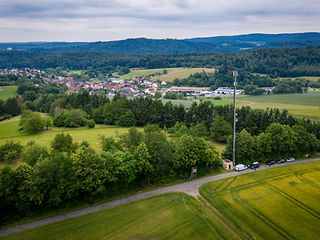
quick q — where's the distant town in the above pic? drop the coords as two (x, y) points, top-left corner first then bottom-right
(0, 68), (246, 98)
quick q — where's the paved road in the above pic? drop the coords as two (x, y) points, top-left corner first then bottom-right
(0, 158), (319, 237)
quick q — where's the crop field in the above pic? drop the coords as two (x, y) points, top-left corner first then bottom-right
(200, 162), (320, 240)
(0, 86), (18, 100)
(115, 67), (215, 82)
(1, 193), (236, 240)
(0, 117), (129, 150)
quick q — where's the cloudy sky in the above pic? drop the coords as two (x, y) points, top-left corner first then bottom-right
(0, 0), (319, 42)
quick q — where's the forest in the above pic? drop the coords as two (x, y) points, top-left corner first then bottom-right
(1, 47), (320, 77)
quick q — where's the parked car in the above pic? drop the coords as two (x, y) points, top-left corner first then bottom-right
(249, 162), (260, 169)
(277, 159), (286, 164)
(235, 164), (248, 171)
(286, 157), (295, 162)
(267, 160), (276, 166)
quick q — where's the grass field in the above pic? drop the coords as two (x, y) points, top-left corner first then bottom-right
(115, 67), (215, 82)
(200, 162), (320, 240)
(278, 76), (320, 82)
(0, 86), (18, 100)
(0, 117), (129, 150)
(63, 70), (84, 76)
(205, 92), (320, 121)
(1, 193), (237, 240)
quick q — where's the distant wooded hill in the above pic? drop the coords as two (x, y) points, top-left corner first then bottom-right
(1, 32), (320, 53)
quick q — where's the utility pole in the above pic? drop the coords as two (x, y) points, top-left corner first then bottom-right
(232, 70), (238, 167)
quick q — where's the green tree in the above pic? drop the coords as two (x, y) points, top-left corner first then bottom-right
(51, 132), (74, 153)
(134, 143), (154, 186)
(265, 123), (297, 160)
(101, 136), (121, 152)
(171, 122), (189, 138)
(22, 144), (49, 166)
(0, 141), (23, 163)
(223, 129), (257, 165)
(189, 122), (208, 138)
(0, 167), (16, 221)
(143, 125), (174, 177)
(173, 135), (220, 177)
(20, 110), (45, 134)
(87, 119), (95, 128)
(32, 153), (76, 207)
(14, 163), (34, 214)
(292, 125), (319, 155)
(102, 151), (137, 185)
(119, 127), (143, 149)
(72, 147), (107, 197)
(210, 116), (232, 143)
(53, 109), (89, 128)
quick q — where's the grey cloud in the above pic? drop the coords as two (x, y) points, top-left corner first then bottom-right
(0, 0), (319, 41)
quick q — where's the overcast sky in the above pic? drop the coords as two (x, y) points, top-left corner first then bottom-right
(0, 0), (319, 42)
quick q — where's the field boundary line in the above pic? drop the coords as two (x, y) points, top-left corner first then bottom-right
(0, 158), (319, 237)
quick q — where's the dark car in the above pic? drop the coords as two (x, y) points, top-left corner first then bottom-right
(249, 162), (260, 169)
(267, 160), (276, 166)
(277, 159), (286, 164)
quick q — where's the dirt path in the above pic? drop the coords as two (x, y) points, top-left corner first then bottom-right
(0, 158), (319, 237)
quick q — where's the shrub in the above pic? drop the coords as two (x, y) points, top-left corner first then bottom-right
(22, 144), (49, 166)
(51, 132), (74, 153)
(20, 110), (45, 134)
(0, 141), (23, 163)
(53, 109), (89, 128)
(87, 119), (95, 128)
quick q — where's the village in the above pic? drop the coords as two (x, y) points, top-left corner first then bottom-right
(0, 68), (243, 98)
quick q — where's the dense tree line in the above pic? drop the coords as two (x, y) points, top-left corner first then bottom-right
(0, 126), (220, 222)
(0, 97), (21, 120)
(1, 47), (320, 77)
(19, 91), (320, 140)
(223, 123), (319, 165)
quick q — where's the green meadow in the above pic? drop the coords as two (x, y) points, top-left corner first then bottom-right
(0, 86), (18, 100)
(200, 161), (320, 240)
(205, 92), (320, 121)
(1, 193), (236, 240)
(0, 117), (129, 151)
(115, 67), (215, 82)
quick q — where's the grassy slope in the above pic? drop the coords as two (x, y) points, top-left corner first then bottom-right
(1, 193), (237, 240)
(0, 86), (18, 100)
(200, 162), (320, 240)
(116, 67), (215, 82)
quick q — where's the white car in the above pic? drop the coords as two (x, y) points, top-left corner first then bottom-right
(235, 164), (248, 171)
(286, 157), (295, 162)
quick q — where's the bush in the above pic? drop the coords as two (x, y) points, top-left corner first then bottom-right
(53, 109), (89, 128)
(20, 110), (45, 134)
(87, 119), (95, 128)
(0, 141), (23, 163)
(22, 144), (49, 166)
(51, 132), (74, 153)
(214, 96), (222, 100)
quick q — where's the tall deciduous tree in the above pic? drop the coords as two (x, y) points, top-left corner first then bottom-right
(210, 116), (232, 143)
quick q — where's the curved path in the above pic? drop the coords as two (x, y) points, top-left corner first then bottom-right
(1, 158), (319, 237)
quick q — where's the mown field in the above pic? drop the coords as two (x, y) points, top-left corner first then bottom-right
(0, 117), (129, 150)
(0, 86), (17, 100)
(205, 92), (320, 121)
(1, 193), (237, 240)
(115, 67), (215, 82)
(200, 161), (320, 240)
